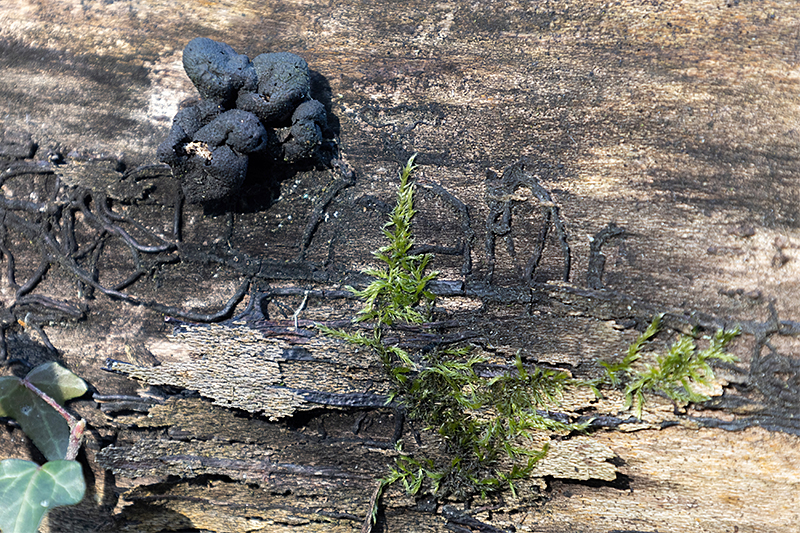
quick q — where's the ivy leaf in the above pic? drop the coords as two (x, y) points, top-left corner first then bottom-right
(0, 459), (85, 533)
(0, 363), (87, 461)
(24, 362), (88, 405)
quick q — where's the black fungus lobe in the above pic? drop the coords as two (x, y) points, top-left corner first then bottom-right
(182, 38), (257, 107)
(237, 52), (311, 125)
(283, 99), (327, 163)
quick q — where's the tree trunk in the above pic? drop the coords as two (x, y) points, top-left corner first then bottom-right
(0, 1), (799, 532)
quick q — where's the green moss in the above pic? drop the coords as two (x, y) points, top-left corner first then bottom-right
(321, 155), (583, 504)
(600, 313), (663, 388)
(325, 156), (741, 530)
(347, 154), (438, 326)
(599, 315), (739, 417)
(397, 349), (580, 499)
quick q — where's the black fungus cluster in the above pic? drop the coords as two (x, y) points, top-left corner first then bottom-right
(157, 38), (328, 203)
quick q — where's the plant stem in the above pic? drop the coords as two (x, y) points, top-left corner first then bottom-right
(21, 378), (86, 461)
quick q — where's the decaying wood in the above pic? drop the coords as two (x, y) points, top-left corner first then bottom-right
(105, 321), (394, 420)
(1, 0), (800, 532)
(92, 275), (796, 532)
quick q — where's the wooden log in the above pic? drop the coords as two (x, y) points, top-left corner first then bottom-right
(0, 1), (799, 532)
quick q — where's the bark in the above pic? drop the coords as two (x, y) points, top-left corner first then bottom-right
(0, 1), (799, 532)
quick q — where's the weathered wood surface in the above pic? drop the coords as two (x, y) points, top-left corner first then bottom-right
(1, 1), (800, 532)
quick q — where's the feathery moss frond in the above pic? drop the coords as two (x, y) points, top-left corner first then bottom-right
(348, 154), (438, 326)
(624, 325), (739, 417)
(599, 315), (739, 418)
(600, 313), (662, 386)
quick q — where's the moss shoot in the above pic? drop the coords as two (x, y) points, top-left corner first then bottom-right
(600, 314), (740, 417)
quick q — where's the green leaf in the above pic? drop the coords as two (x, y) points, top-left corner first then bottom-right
(0, 459), (85, 533)
(25, 362), (88, 405)
(0, 377), (18, 418)
(0, 378), (68, 462)
(0, 364), (87, 461)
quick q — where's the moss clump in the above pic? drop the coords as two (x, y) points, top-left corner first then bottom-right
(600, 314), (740, 417)
(323, 156), (741, 532)
(321, 155), (585, 506)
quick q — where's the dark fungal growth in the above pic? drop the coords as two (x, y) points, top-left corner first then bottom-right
(182, 38), (257, 107)
(237, 52), (311, 124)
(282, 99), (328, 163)
(158, 37), (328, 203)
